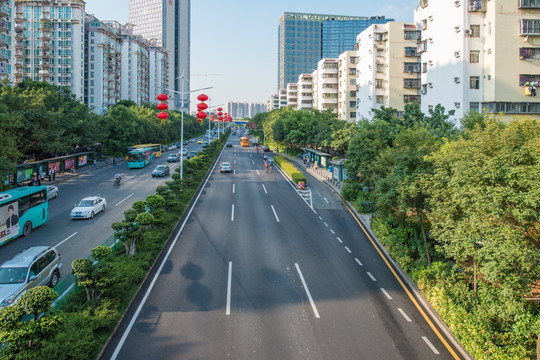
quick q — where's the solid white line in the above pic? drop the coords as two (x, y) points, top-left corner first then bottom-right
(330, 229), (335, 234)
(354, 258), (363, 266)
(337, 237), (343, 243)
(54, 232), (78, 248)
(231, 204), (235, 221)
(115, 193), (134, 207)
(380, 288), (392, 300)
(324, 197), (329, 203)
(256, 169), (260, 175)
(262, 184), (267, 194)
(345, 246), (352, 254)
(271, 205), (280, 222)
(367, 272), (377, 281)
(232, 184), (235, 194)
(109, 144), (226, 360)
(318, 216), (323, 220)
(422, 336), (440, 354)
(226, 262), (232, 315)
(294, 263), (320, 319)
(323, 222), (329, 227)
(398, 308), (412, 322)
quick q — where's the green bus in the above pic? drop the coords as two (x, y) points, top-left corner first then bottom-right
(127, 148), (154, 169)
(0, 186), (49, 246)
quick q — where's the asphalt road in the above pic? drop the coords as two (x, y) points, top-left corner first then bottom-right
(0, 136), (210, 277)
(103, 136), (462, 360)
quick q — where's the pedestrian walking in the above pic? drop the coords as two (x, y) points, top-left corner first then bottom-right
(40, 171), (45, 182)
(93, 159), (96, 168)
(113, 158), (116, 166)
(52, 168), (56, 180)
(32, 174), (38, 186)
(48, 168), (52, 181)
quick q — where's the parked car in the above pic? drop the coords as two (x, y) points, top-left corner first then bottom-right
(197, 139), (204, 144)
(189, 138), (195, 143)
(180, 148), (188, 156)
(70, 196), (106, 219)
(0, 246), (62, 308)
(220, 162), (232, 173)
(226, 142), (233, 148)
(202, 142), (209, 148)
(47, 185), (59, 199)
(168, 144), (177, 151)
(152, 165), (170, 177)
(187, 151), (197, 159)
(167, 153), (180, 162)
(183, 140), (189, 145)
(263, 146), (270, 152)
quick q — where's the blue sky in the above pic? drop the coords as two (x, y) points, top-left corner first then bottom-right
(85, 0), (419, 108)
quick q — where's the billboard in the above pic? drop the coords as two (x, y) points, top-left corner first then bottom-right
(0, 201), (19, 244)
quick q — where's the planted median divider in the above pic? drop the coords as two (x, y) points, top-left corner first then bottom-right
(273, 155), (306, 187)
(0, 132), (230, 360)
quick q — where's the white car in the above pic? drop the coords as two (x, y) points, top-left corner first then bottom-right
(220, 162), (232, 173)
(47, 185), (59, 199)
(70, 196), (106, 219)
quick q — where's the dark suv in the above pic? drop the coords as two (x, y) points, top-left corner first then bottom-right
(0, 246), (62, 307)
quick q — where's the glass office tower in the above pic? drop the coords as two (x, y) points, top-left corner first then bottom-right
(129, 0), (190, 111)
(278, 12), (392, 90)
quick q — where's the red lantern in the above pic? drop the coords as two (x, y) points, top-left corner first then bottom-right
(156, 93), (168, 101)
(217, 112), (223, 117)
(197, 103), (208, 111)
(218, 116), (223, 121)
(157, 103), (168, 110)
(157, 112), (168, 120)
(196, 111), (207, 121)
(217, 107), (223, 112)
(210, 114), (215, 121)
(197, 94), (208, 102)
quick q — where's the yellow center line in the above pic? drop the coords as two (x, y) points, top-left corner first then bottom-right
(344, 204), (461, 360)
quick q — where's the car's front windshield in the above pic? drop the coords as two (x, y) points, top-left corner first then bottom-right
(78, 200), (94, 207)
(0, 267), (28, 284)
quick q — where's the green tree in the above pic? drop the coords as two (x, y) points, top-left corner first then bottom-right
(71, 246), (115, 301)
(425, 118), (540, 301)
(0, 286), (62, 359)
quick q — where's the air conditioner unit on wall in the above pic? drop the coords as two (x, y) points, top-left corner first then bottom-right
(454, 77), (460, 83)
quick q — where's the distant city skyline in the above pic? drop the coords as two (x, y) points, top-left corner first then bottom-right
(85, 1), (418, 110)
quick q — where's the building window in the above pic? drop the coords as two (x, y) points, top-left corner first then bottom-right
(404, 95), (421, 103)
(404, 31), (420, 40)
(470, 25), (480, 37)
(350, 79), (356, 85)
(404, 62), (420, 73)
(350, 112), (356, 118)
(376, 80), (383, 88)
(376, 95), (384, 104)
(520, 47), (540, 60)
(350, 91), (356, 97)
(404, 79), (421, 88)
(470, 102), (480, 112)
(519, 74), (540, 86)
(404, 47), (417, 56)
(520, 19), (540, 35)
(470, 76), (480, 89)
(470, 50), (480, 63)
(349, 101), (356, 108)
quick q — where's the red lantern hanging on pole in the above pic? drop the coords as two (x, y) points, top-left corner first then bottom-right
(156, 94), (169, 125)
(196, 111), (207, 123)
(197, 94), (208, 102)
(197, 103), (208, 111)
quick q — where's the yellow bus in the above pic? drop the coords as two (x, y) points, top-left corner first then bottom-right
(240, 137), (250, 147)
(134, 144), (162, 158)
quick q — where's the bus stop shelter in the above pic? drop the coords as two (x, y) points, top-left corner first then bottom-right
(10, 152), (93, 186)
(302, 148), (332, 169)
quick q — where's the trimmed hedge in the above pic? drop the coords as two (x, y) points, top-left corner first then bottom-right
(274, 155), (306, 183)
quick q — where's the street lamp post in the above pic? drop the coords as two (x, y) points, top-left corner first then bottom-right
(168, 81), (212, 179)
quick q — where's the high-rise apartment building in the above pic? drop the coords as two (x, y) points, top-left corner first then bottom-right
(337, 51), (357, 122)
(415, 0), (540, 121)
(296, 73), (313, 110)
(278, 12), (393, 90)
(149, 41), (169, 106)
(287, 83), (298, 108)
(120, 24), (150, 105)
(267, 94), (279, 111)
(13, 0), (85, 98)
(279, 88), (287, 109)
(85, 16), (122, 114)
(356, 22), (421, 120)
(129, 0), (190, 111)
(0, 0), (11, 81)
(313, 58), (338, 112)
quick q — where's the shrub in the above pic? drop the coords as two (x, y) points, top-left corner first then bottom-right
(274, 155), (306, 183)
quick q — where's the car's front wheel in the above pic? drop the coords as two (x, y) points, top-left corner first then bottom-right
(102, 205), (106, 213)
(90, 211), (94, 219)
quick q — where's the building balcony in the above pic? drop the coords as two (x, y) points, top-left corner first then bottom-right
(0, 5), (8, 17)
(14, 50), (23, 58)
(40, 60), (50, 68)
(39, 16), (51, 24)
(14, 41), (24, 49)
(40, 51), (50, 58)
(468, 0), (486, 11)
(0, 20), (8, 33)
(39, 32), (50, 40)
(0, 52), (7, 61)
(38, 69), (50, 76)
(15, 16), (24, 24)
(38, 41), (51, 49)
(321, 97), (338, 104)
(0, 37), (7, 47)
(518, 0), (540, 8)
(403, 79), (421, 89)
